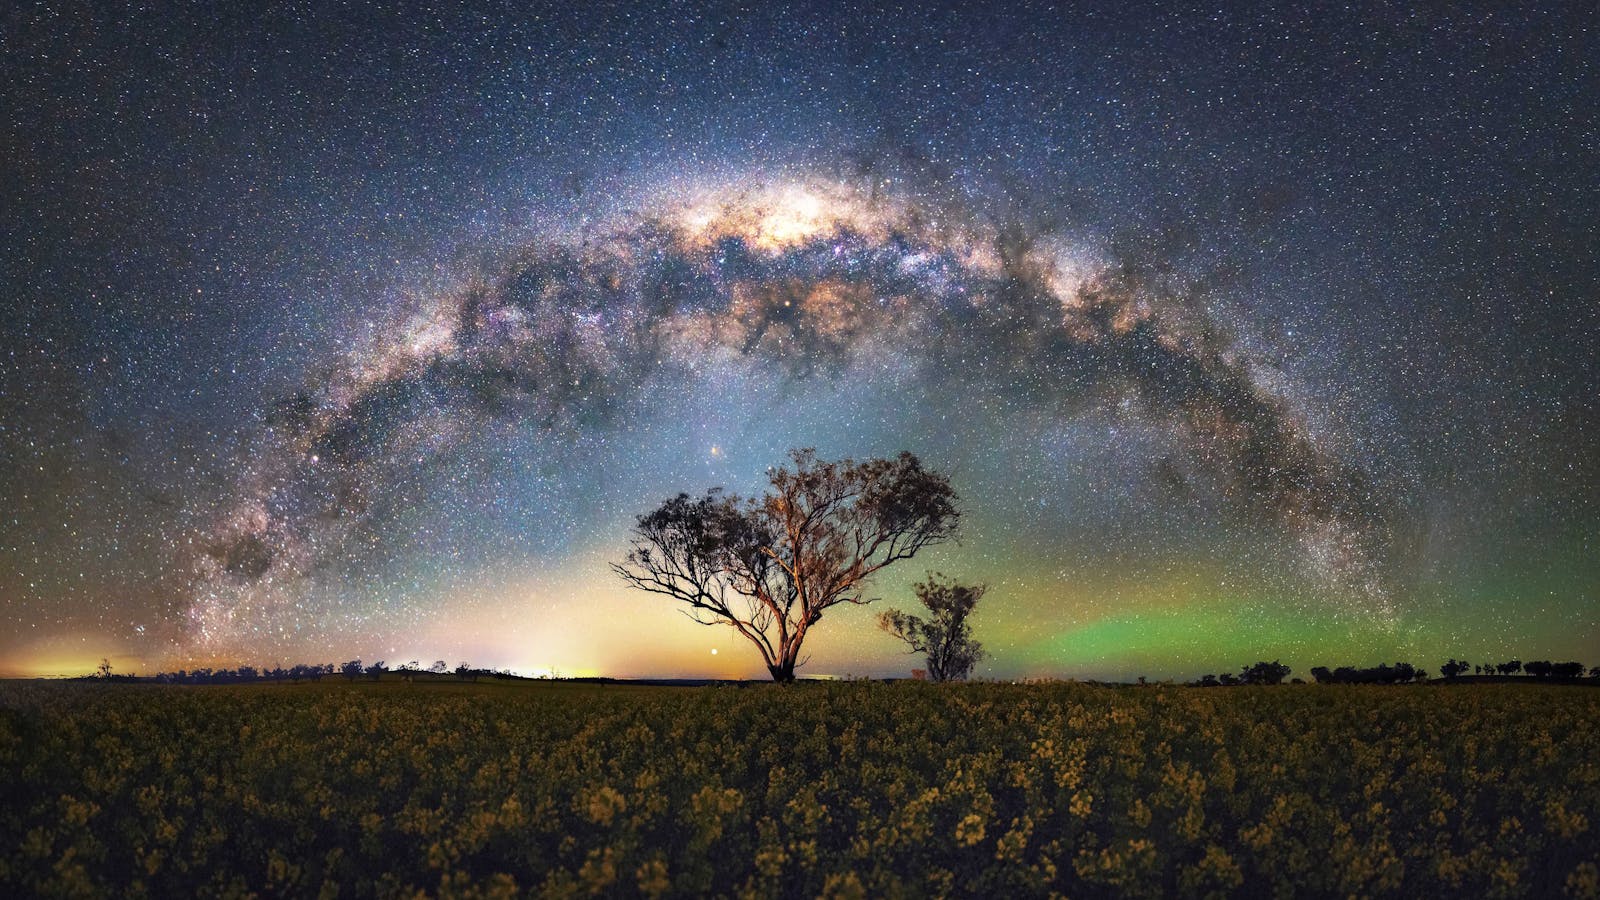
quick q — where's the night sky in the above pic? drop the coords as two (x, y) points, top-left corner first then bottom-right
(3, 2), (1596, 680)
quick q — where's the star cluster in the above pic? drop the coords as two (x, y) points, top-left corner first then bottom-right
(2, 2), (1595, 678)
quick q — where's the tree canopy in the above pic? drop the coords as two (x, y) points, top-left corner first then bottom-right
(613, 448), (960, 681)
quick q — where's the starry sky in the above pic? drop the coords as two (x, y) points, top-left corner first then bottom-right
(3, 2), (1596, 680)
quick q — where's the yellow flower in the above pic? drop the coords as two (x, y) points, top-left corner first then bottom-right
(581, 786), (627, 827)
(1069, 790), (1093, 818)
(635, 859), (670, 899)
(1565, 862), (1599, 899)
(955, 813), (987, 846)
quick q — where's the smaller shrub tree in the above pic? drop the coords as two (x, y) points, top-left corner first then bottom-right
(878, 574), (986, 682)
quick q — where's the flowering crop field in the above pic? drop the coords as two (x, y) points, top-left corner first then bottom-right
(2, 680), (1596, 898)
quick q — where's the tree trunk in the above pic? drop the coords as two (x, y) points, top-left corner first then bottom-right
(767, 660), (797, 682)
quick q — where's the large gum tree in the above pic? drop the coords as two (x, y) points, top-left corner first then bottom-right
(612, 448), (960, 681)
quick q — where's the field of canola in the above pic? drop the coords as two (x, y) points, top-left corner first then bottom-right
(2, 679), (1597, 898)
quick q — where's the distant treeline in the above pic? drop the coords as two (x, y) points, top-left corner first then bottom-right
(1191, 658), (1599, 687)
(1446, 658), (1594, 679)
(80, 656), (1600, 686)
(79, 659), (524, 685)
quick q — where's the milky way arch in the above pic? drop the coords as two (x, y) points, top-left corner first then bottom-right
(184, 176), (1401, 650)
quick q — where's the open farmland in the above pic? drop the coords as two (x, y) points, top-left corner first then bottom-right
(2, 680), (1596, 898)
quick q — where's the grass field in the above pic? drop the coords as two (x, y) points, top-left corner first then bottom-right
(2, 679), (1596, 898)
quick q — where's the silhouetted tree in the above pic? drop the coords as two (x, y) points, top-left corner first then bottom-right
(613, 448), (959, 682)
(878, 574), (986, 682)
(430, 660), (448, 675)
(367, 660), (387, 681)
(341, 660), (363, 681)
(1240, 660), (1292, 685)
(1590, 665), (1600, 679)
(455, 662), (477, 682)
(1309, 662), (1425, 684)
(1441, 659), (1469, 678)
(1497, 659), (1522, 676)
(1551, 661), (1585, 679)
(97, 659), (112, 679)
(1525, 660), (1552, 678)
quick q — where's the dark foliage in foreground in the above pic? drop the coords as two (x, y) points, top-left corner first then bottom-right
(3, 680), (1597, 898)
